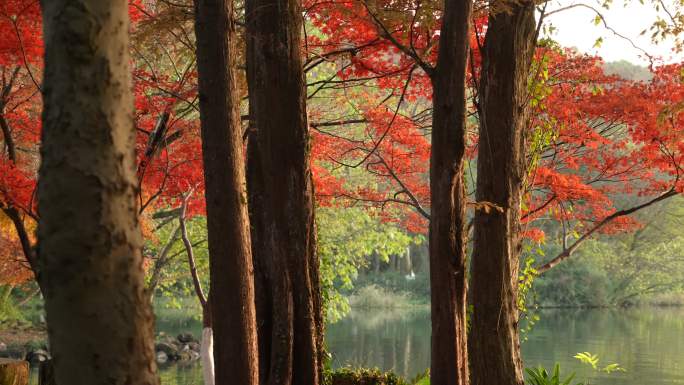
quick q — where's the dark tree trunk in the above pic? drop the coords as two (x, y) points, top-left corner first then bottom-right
(469, 2), (536, 385)
(428, 0), (473, 384)
(246, 0), (324, 382)
(38, 360), (55, 385)
(193, 0), (260, 384)
(38, 1), (159, 384)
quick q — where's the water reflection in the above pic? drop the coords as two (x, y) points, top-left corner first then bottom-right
(326, 307), (684, 385)
(28, 307), (684, 384)
(326, 307), (430, 378)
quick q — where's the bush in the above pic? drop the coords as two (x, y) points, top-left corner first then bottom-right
(348, 285), (422, 309)
(324, 368), (410, 385)
(353, 271), (430, 299)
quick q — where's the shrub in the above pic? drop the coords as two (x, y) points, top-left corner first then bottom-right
(324, 367), (409, 385)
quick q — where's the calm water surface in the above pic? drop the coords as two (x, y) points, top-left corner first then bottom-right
(326, 307), (684, 385)
(30, 307), (684, 384)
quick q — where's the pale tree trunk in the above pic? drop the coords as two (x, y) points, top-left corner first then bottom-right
(245, 0), (324, 382)
(38, 1), (159, 384)
(469, 2), (536, 385)
(201, 327), (215, 385)
(193, 0), (259, 384)
(427, 0), (473, 384)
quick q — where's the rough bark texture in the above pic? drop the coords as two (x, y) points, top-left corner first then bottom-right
(428, 0), (473, 384)
(38, 1), (159, 384)
(246, 0), (324, 382)
(469, 2), (536, 385)
(193, 1), (260, 385)
(0, 359), (28, 385)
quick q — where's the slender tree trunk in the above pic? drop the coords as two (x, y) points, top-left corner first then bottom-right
(38, 1), (158, 384)
(1, 69), (38, 279)
(428, 0), (473, 384)
(193, 0), (259, 384)
(469, 2), (536, 385)
(178, 192), (215, 385)
(246, 0), (324, 382)
(147, 223), (181, 303)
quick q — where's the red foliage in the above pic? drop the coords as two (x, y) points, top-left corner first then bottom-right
(1, 0), (684, 285)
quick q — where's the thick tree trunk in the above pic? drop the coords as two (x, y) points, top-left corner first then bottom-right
(469, 2), (536, 385)
(38, 1), (159, 384)
(0, 358), (28, 385)
(193, 0), (259, 385)
(428, 0), (473, 384)
(245, 0), (324, 382)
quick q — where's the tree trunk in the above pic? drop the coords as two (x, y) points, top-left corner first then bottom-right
(193, 0), (260, 384)
(402, 247), (412, 275)
(428, 0), (473, 384)
(38, 360), (55, 385)
(147, 223), (181, 303)
(201, 326), (215, 385)
(0, 359), (28, 385)
(178, 194), (214, 385)
(38, 1), (159, 384)
(469, 2), (536, 385)
(245, 0), (324, 382)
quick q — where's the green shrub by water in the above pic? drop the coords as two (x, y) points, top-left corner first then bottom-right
(348, 285), (427, 309)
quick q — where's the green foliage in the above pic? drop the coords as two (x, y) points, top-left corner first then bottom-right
(574, 352), (625, 374)
(0, 285), (22, 324)
(144, 204), (420, 323)
(145, 215), (209, 307)
(323, 367), (410, 385)
(323, 367), (431, 385)
(532, 252), (612, 307)
(518, 255), (541, 339)
(347, 285), (422, 309)
(525, 364), (581, 385)
(354, 270), (430, 300)
(531, 197), (684, 307)
(317, 205), (419, 321)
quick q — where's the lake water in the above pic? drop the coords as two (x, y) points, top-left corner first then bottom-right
(28, 307), (684, 384)
(326, 307), (684, 385)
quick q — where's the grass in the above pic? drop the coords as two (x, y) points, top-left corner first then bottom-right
(348, 285), (428, 309)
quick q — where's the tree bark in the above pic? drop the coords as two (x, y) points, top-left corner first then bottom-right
(428, 0), (473, 384)
(200, 326), (215, 385)
(245, 0), (324, 382)
(0, 358), (28, 385)
(38, 360), (55, 385)
(469, 2), (536, 385)
(38, 1), (159, 384)
(193, 0), (260, 384)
